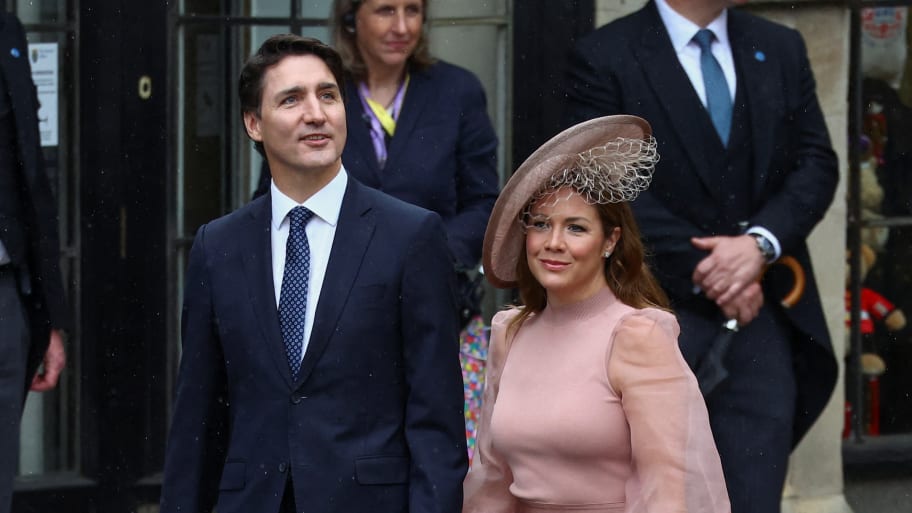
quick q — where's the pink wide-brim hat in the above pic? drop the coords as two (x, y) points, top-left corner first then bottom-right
(482, 115), (653, 289)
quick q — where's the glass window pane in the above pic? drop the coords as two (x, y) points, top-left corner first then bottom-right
(855, 5), (912, 434)
(16, 28), (79, 478)
(300, 25), (331, 44)
(860, 7), (908, 88)
(181, 0), (293, 17)
(178, 25), (229, 237)
(177, 22), (291, 236)
(19, 383), (76, 475)
(300, 0), (333, 18)
(180, 0), (218, 15)
(429, 0), (506, 18)
(429, 24), (504, 123)
(249, 0), (292, 17)
(15, 0), (66, 24)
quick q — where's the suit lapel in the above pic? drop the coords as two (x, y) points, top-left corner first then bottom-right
(633, 3), (721, 202)
(728, 11), (777, 206)
(385, 69), (432, 169)
(240, 194), (296, 388)
(1, 14), (43, 193)
(296, 179), (376, 386)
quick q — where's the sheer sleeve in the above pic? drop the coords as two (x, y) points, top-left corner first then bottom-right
(606, 309), (731, 513)
(463, 309), (519, 513)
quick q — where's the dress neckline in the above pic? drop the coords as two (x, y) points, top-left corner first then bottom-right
(539, 286), (619, 325)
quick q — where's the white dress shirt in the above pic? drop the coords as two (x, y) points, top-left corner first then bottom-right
(271, 168), (348, 359)
(655, 0), (736, 106)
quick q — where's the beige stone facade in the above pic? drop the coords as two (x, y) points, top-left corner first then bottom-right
(593, 1), (851, 512)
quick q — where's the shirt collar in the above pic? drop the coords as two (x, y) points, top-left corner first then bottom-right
(271, 167), (348, 229)
(655, 0), (730, 53)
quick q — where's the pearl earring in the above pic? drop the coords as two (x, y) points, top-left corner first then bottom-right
(604, 250), (612, 258)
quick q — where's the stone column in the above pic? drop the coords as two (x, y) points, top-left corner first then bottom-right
(748, 5), (852, 512)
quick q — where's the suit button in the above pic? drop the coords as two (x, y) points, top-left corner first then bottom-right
(278, 462), (287, 473)
(290, 394), (306, 404)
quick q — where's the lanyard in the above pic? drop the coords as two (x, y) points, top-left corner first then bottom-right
(357, 75), (410, 168)
(359, 74), (410, 137)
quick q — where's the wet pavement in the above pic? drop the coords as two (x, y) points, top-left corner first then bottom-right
(843, 434), (912, 512)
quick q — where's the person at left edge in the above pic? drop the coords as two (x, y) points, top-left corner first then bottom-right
(0, 12), (68, 513)
(159, 35), (467, 513)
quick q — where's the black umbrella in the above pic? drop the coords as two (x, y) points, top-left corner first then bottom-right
(694, 255), (806, 397)
(696, 319), (739, 396)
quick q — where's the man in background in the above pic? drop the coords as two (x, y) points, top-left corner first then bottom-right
(0, 11), (68, 513)
(564, 1), (838, 512)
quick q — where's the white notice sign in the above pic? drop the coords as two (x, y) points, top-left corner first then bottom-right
(28, 43), (59, 147)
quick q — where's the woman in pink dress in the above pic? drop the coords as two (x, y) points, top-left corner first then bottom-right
(464, 115), (730, 513)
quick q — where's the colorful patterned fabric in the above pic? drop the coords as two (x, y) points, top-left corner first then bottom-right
(460, 314), (489, 464)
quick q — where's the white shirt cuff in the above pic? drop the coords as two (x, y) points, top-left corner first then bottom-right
(746, 226), (782, 261)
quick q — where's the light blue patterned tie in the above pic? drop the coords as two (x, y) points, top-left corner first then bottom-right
(694, 29), (732, 146)
(279, 206), (315, 380)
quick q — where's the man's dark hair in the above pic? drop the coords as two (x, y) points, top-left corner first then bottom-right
(238, 35), (346, 157)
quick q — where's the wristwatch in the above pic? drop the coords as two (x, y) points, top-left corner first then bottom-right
(750, 233), (776, 262)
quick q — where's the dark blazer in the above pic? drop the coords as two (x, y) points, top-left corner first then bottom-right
(0, 12), (68, 383)
(342, 60), (499, 269)
(564, 2), (838, 445)
(160, 177), (468, 513)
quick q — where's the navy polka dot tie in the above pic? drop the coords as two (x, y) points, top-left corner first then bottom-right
(279, 206), (315, 380)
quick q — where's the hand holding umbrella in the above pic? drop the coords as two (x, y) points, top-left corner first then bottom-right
(695, 255), (806, 397)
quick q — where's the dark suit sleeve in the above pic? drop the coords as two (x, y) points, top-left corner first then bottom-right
(562, 40), (623, 129)
(160, 224), (229, 513)
(628, 191), (712, 298)
(748, 31), (838, 253)
(399, 213), (468, 513)
(10, 14), (68, 331)
(448, 74), (499, 269)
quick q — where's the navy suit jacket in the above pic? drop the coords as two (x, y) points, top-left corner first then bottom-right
(160, 177), (468, 513)
(0, 13), (68, 382)
(564, 2), (838, 445)
(342, 60), (499, 269)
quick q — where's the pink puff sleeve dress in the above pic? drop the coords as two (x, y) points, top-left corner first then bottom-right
(463, 286), (730, 513)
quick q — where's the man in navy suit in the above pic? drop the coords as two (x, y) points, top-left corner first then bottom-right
(564, 1), (838, 512)
(0, 12), (68, 513)
(160, 35), (467, 513)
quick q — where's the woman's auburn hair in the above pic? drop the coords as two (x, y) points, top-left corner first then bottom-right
(330, 0), (435, 82)
(508, 195), (670, 335)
